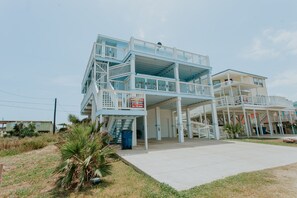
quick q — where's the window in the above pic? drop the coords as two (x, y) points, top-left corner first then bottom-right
(253, 77), (264, 87)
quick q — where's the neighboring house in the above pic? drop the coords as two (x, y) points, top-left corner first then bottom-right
(80, 34), (219, 150)
(204, 69), (296, 136)
(3, 120), (53, 133)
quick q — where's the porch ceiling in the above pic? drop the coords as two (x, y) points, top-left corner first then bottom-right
(136, 56), (208, 81)
(146, 95), (208, 110)
(136, 56), (173, 78)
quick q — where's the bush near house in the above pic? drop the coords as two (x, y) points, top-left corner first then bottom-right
(54, 116), (115, 191)
(224, 123), (243, 139)
(7, 123), (39, 138)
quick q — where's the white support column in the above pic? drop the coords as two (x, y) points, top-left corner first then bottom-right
(155, 107), (161, 140)
(227, 104), (231, 124)
(211, 100), (220, 140)
(233, 111), (236, 124)
(174, 63), (180, 93)
(176, 97), (184, 143)
(242, 107), (249, 137)
(209, 69), (220, 140)
(102, 41), (106, 58)
(278, 111), (284, 135)
(223, 111), (226, 125)
(259, 114), (264, 136)
(253, 109), (259, 137)
(91, 98), (97, 123)
(186, 108), (193, 139)
(289, 111), (295, 134)
(144, 115), (148, 150)
(267, 110), (273, 136)
(130, 54), (136, 90)
(172, 111), (177, 138)
(132, 118), (137, 146)
(203, 105), (207, 124)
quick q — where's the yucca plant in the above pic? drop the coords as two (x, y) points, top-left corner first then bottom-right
(54, 123), (115, 191)
(223, 123), (243, 139)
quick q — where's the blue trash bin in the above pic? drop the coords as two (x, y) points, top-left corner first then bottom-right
(121, 130), (132, 150)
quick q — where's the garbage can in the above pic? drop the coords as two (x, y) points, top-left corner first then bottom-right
(262, 127), (267, 134)
(121, 130), (132, 150)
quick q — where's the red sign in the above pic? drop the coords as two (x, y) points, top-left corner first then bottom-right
(130, 98), (144, 108)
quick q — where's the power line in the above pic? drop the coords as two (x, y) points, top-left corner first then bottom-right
(0, 99), (52, 106)
(0, 89), (53, 100)
(0, 99), (79, 108)
(0, 104), (80, 114)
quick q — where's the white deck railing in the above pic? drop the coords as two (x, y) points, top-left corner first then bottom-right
(95, 43), (128, 61)
(179, 81), (211, 96)
(81, 80), (98, 110)
(109, 63), (131, 78)
(134, 74), (212, 97)
(133, 38), (209, 66)
(135, 74), (177, 92)
(216, 95), (294, 108)
(101, 89), (146, 111)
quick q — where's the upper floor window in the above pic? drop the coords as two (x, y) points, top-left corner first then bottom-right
(253, 77), (264, 87)
(213, 80), (221, 85)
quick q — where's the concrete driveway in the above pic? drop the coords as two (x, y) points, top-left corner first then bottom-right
(119, 141), (297, 190)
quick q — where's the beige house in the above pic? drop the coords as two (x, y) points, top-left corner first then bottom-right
(192, 69), (296, 136)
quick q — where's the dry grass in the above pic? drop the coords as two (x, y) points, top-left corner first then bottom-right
(1, 144), (297, 197)
(234, 138), (297, 147)
(0, 134), (60, 157)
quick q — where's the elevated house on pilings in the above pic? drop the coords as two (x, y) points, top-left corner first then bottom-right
(192, 69), (296, 137)
(80, 34), (220, 150)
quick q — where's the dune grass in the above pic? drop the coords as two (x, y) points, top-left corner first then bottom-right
(0, 133), (60, 157)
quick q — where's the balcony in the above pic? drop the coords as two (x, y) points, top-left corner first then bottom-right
(134, 74), (212, 97)
(133, 38), (209, 66)
(94, 43), (128, 61)
(100, 89), (146, 111)
(92, 39), (210, 66)
(216, 95), (294, 108)
(213, 80), (259, 91)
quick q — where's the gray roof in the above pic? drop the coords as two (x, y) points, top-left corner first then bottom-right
(213, 69), (267, 79)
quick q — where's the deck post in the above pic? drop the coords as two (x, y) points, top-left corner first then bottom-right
(186, 108), (193, 138)
(130, 54), (136, 90)
(233, 111), (236, 124)
(203, 105), (207, 124)
(253, 109), (259, 137)
(223, 111), (226, 125)
(176, 97), (184, 143)
(289, 111), (295, 134)
(278, 111), (284, 135)
(267, 110), (273, 136)
(155, 107), (161, 140)
(174, 63), (180, 93)
(242, 107), (249, 137)
(144, 115), (148, 150)
(171, 111), (176, 138)
(132, 118), (137, 146)
(211, 100), (220, 140)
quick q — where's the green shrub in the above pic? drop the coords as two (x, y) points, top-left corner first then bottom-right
(54, 123), (115, 191)
(224, 123), (243, 139)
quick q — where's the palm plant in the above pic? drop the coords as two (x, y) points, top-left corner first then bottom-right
(223, 123), (243, 139)
(54, 123), (115, 191)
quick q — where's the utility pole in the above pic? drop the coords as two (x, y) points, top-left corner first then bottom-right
(53, 98), (57, 134)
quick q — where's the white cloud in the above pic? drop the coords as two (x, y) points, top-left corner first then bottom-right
(243, 28), (297, 60)
(267, 69), (297, 101)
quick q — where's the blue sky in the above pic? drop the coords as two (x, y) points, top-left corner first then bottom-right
(0, 0), (297, 123)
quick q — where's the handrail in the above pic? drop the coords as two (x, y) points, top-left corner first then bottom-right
(216, 95), (294, 108)
(133, 38), (209, 66)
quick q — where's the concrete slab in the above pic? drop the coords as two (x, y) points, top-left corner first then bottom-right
(119, 141), (297, 191)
